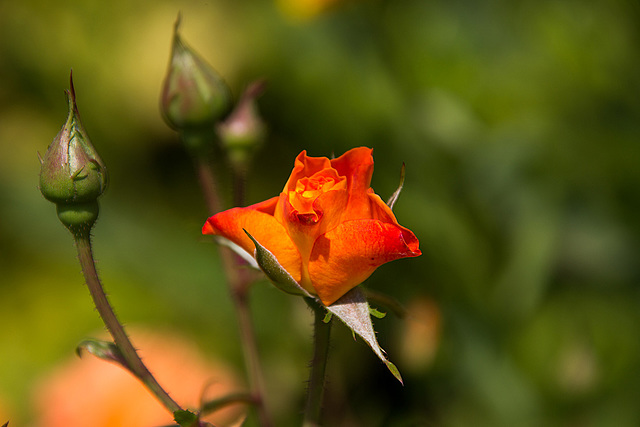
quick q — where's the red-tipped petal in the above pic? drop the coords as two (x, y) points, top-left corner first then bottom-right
(308, 219), (421, 305)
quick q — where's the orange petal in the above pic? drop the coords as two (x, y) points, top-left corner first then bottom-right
(330, 147), (375, 221)
(203, 197), (302, 283)
(282, 150), (332, 193)
(308, 219), (421, 305)
(367, 192), (400, 224)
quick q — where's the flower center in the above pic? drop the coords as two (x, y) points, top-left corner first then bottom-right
(288, 171), (346, 224)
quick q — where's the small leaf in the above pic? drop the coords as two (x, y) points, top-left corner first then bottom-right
(200, 391), (255, 415)
(386, 162), (405, 210)
(325, 287), (403, 384)
(244, 229), (311, 297)
(369, 307), (387, 319)
(76, 339), (126, 368)
(322, 312), (333, 323)
(363, 288), (407, 319)
(173, 409), (199, 427)
(384, 360), (403, 384)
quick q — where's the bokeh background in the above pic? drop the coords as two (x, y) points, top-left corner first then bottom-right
(1, 0), (639, 425)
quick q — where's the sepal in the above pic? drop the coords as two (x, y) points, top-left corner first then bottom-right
(214, 236), (259, 269)
(244, 229), (311, 297)
(323, 287), (403, 384)
(386, 162), (405, 210)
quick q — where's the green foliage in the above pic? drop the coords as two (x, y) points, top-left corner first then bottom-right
(173, 409), (199, 427)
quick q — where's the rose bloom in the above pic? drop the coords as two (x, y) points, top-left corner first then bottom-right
(203, 147), (421, 305)
(33, 330), (244, 427)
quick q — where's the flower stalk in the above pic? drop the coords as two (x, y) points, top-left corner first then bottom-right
(303, 298), (332, 427)
(73, 230), (183, 414)
(191, 144), (272, 427)
(159, 19), (274, 424)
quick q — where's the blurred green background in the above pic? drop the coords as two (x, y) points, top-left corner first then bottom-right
(1, 0), (639, 425)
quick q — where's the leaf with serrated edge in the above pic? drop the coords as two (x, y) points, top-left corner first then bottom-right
(325, 287), (403, 384)
(244, 229), (311, 297)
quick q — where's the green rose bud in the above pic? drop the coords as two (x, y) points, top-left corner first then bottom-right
(160, 15), (232, 132)
(39, 75), (108, 233)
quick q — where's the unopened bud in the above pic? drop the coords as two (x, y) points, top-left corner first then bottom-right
(161, 15), (232, 132)
(217, 80), (266, 171)
(39, 75), (108, 233)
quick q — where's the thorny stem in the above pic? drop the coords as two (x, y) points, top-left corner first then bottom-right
(191, 147), (272, 427)
(74, 230), (182, 414)
(303, 298), (332, 427)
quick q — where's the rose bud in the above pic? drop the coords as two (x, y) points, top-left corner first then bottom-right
(203, 147), (421, 306)
(39, 76), (108, 233)
(160, 16), (231, 133)
(217, 80), (266, 172)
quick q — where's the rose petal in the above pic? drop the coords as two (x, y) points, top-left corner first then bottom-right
(203, 197), (303, 283)
(330, 147), (374, 221)
(368, 192), (400, 224)
(282, 150), (332, 193)
(308, 219), (421, 305)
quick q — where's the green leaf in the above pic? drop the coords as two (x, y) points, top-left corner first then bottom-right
(322, 311), (333, 323)
(363, 288), (407, 319)
(386, 162), (405, 210)
(76, 339), (126, 368)
(369, 307), (387, 319)
(173, 409), (199, 427)
(201, 391), (255, 415)
(324, 288), (403, 384)
(244, 229), (311, 297)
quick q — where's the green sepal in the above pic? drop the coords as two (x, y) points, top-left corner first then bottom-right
(2, 421), (9, 427)
(173, 409), (199, 427)
(76, 338), (126, 368)
(324, 287), (403, 384)
(244, 229), (311, 297)
(386, 162), (405, 210)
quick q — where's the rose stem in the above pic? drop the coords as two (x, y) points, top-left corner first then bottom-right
(73, 229), (182, 414)
(303, 298), (332, 427)
(191, 148), (272, 427)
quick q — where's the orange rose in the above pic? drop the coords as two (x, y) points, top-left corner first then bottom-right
(203, 147), (421, 305)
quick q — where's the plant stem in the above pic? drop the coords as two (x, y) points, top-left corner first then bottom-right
(195, 157), (222, 215)
(303, 299), (332, 427)
(74, 231), (182, 414)
(192, 152), (272, 427)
